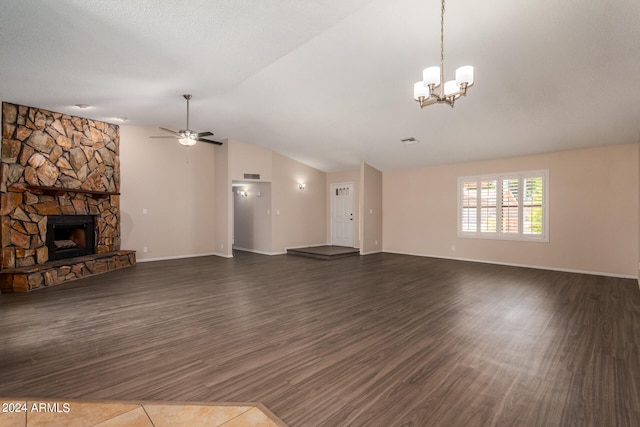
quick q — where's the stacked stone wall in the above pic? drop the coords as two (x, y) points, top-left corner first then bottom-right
(1, 102), (121, 270)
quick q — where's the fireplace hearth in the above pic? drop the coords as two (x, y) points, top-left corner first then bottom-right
(46, 215), (96, 261)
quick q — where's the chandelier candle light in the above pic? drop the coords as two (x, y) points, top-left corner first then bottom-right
(413, 0), (474, 108)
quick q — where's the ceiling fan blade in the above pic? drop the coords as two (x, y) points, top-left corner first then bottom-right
(151, 96), (222, 146)
(197, 138), (223, 145)
(159, 127), (180, 135)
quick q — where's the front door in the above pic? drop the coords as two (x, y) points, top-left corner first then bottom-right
(330, 182), (354, 247)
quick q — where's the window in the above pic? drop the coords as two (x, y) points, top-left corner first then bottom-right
(458, 170), (548, 241)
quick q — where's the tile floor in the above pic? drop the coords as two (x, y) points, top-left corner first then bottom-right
(0, 399), (287, 426)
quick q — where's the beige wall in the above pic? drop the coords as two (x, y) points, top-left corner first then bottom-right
(327, 168), (360, 247)
(227, 138), (273, 254)
(361, 163), (383, 254)
(228, 138), (272, 182)
(122, 126), (639, 277)
(121, 134), (327, 259)
(213, 140), (232, 257)
(233, 182), (272, 254)
(383, 144), (639, 277)
(222, 139), (327, 254)
(271, 152), (326, 252)
(120, 126), (217, 261)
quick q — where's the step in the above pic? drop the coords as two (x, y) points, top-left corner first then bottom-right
(0, 250), (136, 292)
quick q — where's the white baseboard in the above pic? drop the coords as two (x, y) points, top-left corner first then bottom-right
(360, 249), (382, 255)
(136, 249), (635, 280)
(212, 252), (234, 259)
(382, 250), (637, 280)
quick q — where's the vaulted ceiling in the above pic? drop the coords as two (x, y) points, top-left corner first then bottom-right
(1, 0), (639, 172)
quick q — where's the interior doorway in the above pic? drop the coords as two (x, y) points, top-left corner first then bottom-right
(232, 181), (272, 254)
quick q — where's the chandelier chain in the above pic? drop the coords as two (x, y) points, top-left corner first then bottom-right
(440, 0), (445, 68)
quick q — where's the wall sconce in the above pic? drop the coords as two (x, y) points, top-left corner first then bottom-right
(298, 183), (306, 190)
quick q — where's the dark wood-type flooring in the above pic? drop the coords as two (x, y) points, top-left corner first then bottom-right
(1, 252), (639, 426)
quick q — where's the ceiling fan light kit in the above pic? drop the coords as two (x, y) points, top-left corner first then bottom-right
(178, 131), (198, 146)
(151, 94), (222, 146)
(413, 0), (474, 108)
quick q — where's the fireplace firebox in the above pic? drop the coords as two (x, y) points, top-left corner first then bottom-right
(46, 215), (96, 261)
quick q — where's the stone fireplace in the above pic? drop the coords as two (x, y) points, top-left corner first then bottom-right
(1, 102), (135, 292)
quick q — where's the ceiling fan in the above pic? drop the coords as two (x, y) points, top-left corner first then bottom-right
(151, 94), (222, 146)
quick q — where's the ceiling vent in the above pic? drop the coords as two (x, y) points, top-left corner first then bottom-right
(401, 138), (420, 145)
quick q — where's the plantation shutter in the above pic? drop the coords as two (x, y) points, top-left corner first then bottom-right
(523, 176), (544, 236)
(461, 181), (478, 232)
(480, 180), (497, 232)
(458, 171), (548, 241)
(501, 178), (519, 234)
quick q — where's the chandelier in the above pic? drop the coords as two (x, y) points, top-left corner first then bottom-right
(413, 0), (474, 108)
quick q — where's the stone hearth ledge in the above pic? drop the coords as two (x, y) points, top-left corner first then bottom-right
(0, 250), (135, 292)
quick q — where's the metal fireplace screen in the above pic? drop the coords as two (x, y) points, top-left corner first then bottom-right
(45, 215), (96, 261)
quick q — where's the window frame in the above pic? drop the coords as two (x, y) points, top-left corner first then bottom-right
(457, 170), (549, 242)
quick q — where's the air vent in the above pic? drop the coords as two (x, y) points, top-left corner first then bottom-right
(244, 173), (260, 180)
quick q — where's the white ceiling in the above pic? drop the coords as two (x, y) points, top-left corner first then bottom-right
(1, 0), (639, 172)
